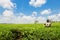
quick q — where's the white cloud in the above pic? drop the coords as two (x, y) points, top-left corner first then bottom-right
(41, 9), (51, 15)
(0, 0), (48, 24)
(0, 11), (47, 24)
(32, 11), (37, 16)
(0, 0), (16, 9)
(0, 9), (60, 24)
(0, 10), (15, 23)
(14, 16), (46, 24)
(3, 10), (14, 17)
(37, 16), (46, 23)
(29, 0), (46, 7)
(18, 16), (36, 24)
(48, 13), (60, 21)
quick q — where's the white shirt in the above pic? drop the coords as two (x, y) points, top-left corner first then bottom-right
(45, 22), (51, 26)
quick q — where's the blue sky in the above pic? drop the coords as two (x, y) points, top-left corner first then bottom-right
(12, 0), (60, 15)
(0, 0), (60, 23)
(0, 0), (60, 15)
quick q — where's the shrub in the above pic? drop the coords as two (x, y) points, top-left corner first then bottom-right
(10, 29), (23, 40)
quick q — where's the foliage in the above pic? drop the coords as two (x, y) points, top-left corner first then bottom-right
(0, 22), (60, 40)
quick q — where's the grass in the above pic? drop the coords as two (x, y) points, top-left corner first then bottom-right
(0, 22), (60, 40)
(0, 22), (60, 31)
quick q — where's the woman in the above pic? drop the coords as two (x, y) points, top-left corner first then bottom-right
(44, 19), (51, 27)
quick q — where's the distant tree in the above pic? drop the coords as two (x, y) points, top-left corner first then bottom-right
(34, 20), (39, 24)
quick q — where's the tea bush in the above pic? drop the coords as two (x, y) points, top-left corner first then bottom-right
(0, 22), (60, 40)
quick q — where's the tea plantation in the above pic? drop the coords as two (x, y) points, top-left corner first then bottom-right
(0, 22), (60, 40)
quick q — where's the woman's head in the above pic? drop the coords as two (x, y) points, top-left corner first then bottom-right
(47, 19), (50, 22)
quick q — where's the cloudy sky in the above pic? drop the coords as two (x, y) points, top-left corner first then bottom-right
(0, 0), (60, 24)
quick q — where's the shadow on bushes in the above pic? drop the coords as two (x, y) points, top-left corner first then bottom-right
(10, 29), (23, 40)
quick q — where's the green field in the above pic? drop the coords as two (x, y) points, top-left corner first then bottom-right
(0, 22), (60, 40)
